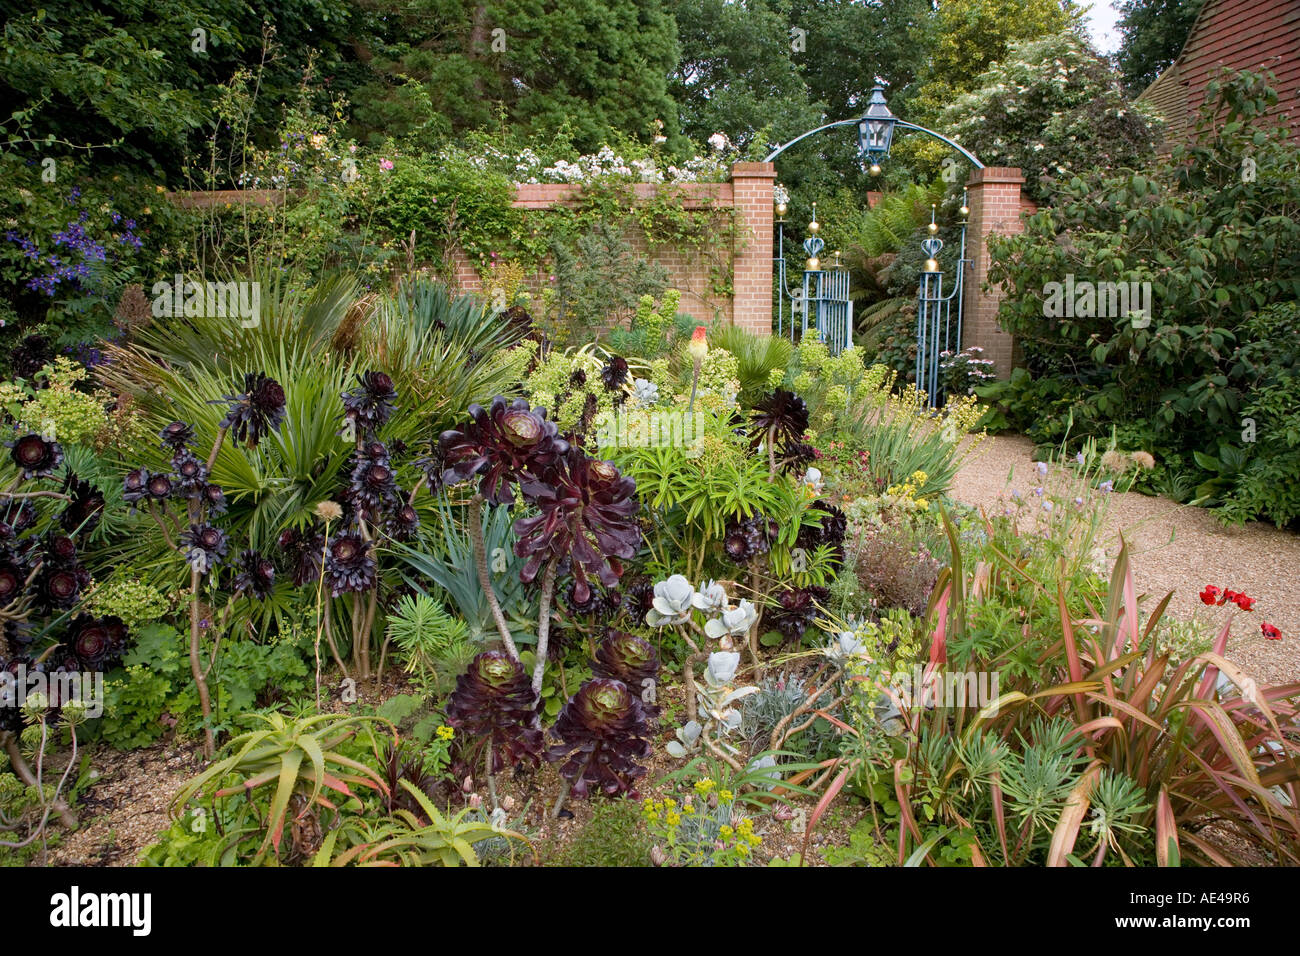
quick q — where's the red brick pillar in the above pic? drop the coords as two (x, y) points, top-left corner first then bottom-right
(730, 162), (776, 336)
(962, 166), (1027, 378)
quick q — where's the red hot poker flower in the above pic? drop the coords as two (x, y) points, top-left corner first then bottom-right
(1261, 622), (1282, 641)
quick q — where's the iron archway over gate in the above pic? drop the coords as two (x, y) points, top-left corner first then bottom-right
(766, 85), (983, 406)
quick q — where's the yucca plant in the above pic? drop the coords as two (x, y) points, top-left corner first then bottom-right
(169, 712), (391, 865)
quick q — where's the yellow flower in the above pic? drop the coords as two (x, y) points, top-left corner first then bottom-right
(693, 778), (716, 796)
(435, 725), (454, 741)
(719, 825), (734, 840)
(665, 811), (681, 826)
(736, 842), (751, 856)
(663, 798), (677, 809)
(719, 789), (734, 802)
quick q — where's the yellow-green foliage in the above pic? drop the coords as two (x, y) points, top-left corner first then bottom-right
(88, 579), (173, 630)
(0, 357), (110, 448)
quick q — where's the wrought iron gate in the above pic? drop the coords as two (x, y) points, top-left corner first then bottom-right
(915, 197), (971, 407)
(774, 198), (853, 355)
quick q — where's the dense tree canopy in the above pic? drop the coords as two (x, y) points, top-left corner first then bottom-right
(1114, 0), (1205, 94)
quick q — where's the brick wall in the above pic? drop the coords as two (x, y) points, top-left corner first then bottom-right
(962, 167), (1030, 379)
(450, 163), (775, 334)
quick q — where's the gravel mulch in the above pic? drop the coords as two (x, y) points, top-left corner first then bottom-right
(951, 433), (1300, 685)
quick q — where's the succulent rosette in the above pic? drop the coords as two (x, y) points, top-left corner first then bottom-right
(797, 499), (848, 562)
(66, 615), (129, 670)
(59, 473), (105, 537)
(691, 580), (728, 614)
(592, 628), (660, 687)
(619, 577), (655, 621)
(278, 527), (325, 587)
(232, 550), (276, 601)
(767, 585), (830, 643)
(445, 651), (543, 774)
(341, 371), (397, 438)
(169, 450), (209, 498)
(145, 471), (173, 501)
(749, 390), (809, 449)
(202, 483), (228, 516)
(384, 502), (420, 541)
(158, 421), (196, 452)
(0, 553), (27, 606)
(43, 533), (79, 568)
(217, 372), (287, 448)
(722, 513), (778, 563)
(34, 563), (87, 611)
(122, 468), (150, 506)
(546, 678), (652, 799)
(8, 434), (64, 480)
(513, 450), (640, 604)
(704, 599), (758, 642)
(179, 523), (229, 574)
(438, 397), (569, 505)
(601, 356), (630, 393)
(347, 444), (399, 516)
(645, 574), (695, 626)
(562, 580), (620, 619)
(0, 500), (36, 539)
(322, 531), (376, 596)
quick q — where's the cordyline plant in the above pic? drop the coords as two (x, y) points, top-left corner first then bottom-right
(124, 373), (287, 758)
(1, 433), (114, 828)
(823, 513), (1300, 867)
(437, 396), (641, 695)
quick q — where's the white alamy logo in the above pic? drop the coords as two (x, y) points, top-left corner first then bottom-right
(0, 665), (104, 718)
(1042, 274), (1152, 328)
(49, 887), (151, 936)
(151, 275), (260, 327)
(889, 666), (1001, 714)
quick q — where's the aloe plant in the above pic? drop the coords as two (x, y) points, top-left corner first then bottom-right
(169, 712), (391, 865)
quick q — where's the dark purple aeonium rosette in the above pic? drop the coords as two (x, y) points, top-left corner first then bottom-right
(546, 678), (652, 799)
(179, 523), (229, 574)
(59, 472), (105, 537)
(217, 372), (286, 448)
(341, 371), (397, 438)
(8, 434), (63, 480)
(322, 530), (376, 596)
(232, 549), (276, 601)
(513, 449), (640, 605)
(445, 650), (543, 774)
(438, 397), (569, 505)
(66, 615), (129, 670)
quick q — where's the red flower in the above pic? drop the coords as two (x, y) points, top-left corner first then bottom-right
(1199, 585), (1220, 605)
(1261, 622), (1282, 641)
(1233, 593), (1256, 611)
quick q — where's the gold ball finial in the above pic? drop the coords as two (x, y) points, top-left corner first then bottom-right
(775, 201), (788, 218)
(927, 221), (939, 234)
(959, 205), (970, 217)
(924, 258), (940, 273)
(869, 163), (882, 175)
(806, 257), (820, 271)
(808, 219), (820, 234)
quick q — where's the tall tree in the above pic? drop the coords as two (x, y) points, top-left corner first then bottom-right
(669, 0), (822, 152)
(348, 0), (683, 152)
(1115, 0), (1205, 94)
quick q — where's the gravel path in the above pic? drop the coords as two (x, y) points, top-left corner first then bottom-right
(950, 433), (1300, 686)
